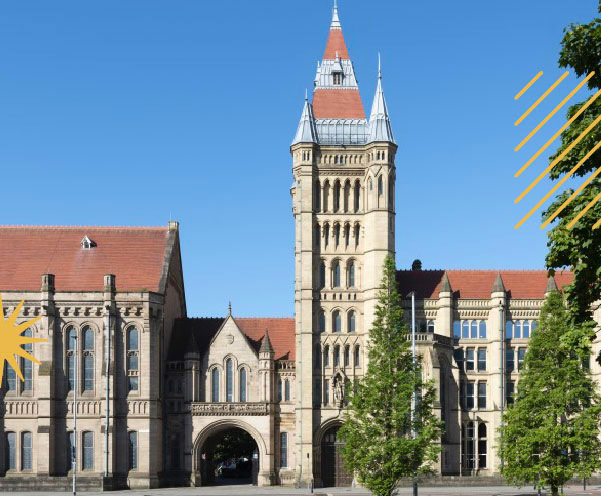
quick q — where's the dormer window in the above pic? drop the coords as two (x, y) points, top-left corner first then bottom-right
(81, 236), (96, 249)
(333, 72), (342, 85)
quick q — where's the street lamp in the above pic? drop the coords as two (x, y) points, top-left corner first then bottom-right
(408, 291), (418, 496)
(73, 334), (78, 496)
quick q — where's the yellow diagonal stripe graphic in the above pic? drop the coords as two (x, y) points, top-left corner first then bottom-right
(514, 71), (543, 101)
(567, 190), (601, 229)
(515, 72), (595, 152)
(514, 71), (568, 126)
(515, 140), (601, 229)
(515, 88), (601, 178)
(593, 217), (601, 229)
(516, 112), (601, 203)
(542, 165), (601, 228)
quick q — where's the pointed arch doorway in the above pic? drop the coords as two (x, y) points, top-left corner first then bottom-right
(320, 425), (352, 487)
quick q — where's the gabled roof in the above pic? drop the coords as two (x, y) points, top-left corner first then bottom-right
(0, 225), (176, 292)
(169, 317), (295, 361)
(396, 270), (573, 300)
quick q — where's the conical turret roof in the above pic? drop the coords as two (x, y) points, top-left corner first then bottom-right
(259, 330), (274, 354)
(368, 55), (395, 143)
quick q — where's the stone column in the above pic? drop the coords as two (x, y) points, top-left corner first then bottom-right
(102, 274), (116, 488)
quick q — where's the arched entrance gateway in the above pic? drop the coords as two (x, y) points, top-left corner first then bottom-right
(192, 420), (268, 487)
(319, 425), (353, 487)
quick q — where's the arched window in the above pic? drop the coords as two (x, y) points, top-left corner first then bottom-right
(323, 180), (330, 212)
(378, 175), (383, 198)
(348, 261), (355, 287)
(319, 310), (326, 333)
(319, 261), (326, 288)
(66, 326), (76, 392)
(478, 423), (487, 468)
(348, 311), (356, 332)
(314, 181), (321, 211)
(129, 431), (138, 470)
(463, 422), (475, 470)
(334, 224), (340, 247)
(332, 311), (341, 333)
(211, 368), (220, 402)
(226, 359), (233, 402)
(505, 320), (513, 339)
(5, 432), (16, 470)
(344, 224), (350, 248)
(479, 321), (487, 339)
(462, 321), (469, 339)
(334, 345), (340, 367)
(324, 345), (330, 367)
(453, 320), (461, 339)
(343, 181), (351, 212)
(354, 345), (360, 367)
(333, 261), (341, 287)
(344, 345), (350, 367)
(324, 224), (330, 247)
(278, 379), (283, 402)
(23, 328), (33, 391)
(367, 179), (372, 209)
(523, 321), (530, 338)
(333, 181), (341, 212)
(284, 379), (290, 401)
(82, 431), (94, 470)
(21, 431), (32, 471)
(427, 320), (435, 333)
(470, 321), (478, 339)
(354, 180), (360, 212)
(82, 326), (94, 391)
(514, 321), (522, 339)
(6, 361), (16, 392)
(126, 327), (139, 391)
(388, 173), (394, 210)
(354, 224), (360, 248)
(239, 368), (247, 402)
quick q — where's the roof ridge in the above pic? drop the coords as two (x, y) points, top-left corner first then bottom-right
(0, 225), (167, 230)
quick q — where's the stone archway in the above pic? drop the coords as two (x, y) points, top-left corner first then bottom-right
(314, 419), (353, 488)
(192, 419), (269, 487)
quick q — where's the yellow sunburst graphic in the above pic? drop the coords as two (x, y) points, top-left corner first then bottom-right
(0, 294), (47, 385)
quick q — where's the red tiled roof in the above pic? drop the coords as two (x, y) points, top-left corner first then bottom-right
(0, 226), (171, 292)
(396, 270), (574, 300)
(313, 89), (366, 119)
(324, 29), (350, 59)
(236, 318), (295, 361)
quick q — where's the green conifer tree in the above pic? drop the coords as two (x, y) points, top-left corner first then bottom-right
(499, 290), (601, 496)
(339, 255), (441, 496)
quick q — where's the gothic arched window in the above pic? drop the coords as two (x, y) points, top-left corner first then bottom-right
(348, 311), (356, 332)
(226, 359), (233, 403)
(126, 326), (139, 391)
(319, 309), (326, 333)
(82, 326), (94, 391)
(211, 368), (220, 402)
(332, 311), (341, 333)
(333, 261), (341, 288)
(348, 261), (355, 287)
(239, 368), (247, 402)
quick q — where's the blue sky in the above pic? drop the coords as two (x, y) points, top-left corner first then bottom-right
(0, 0), (598, 317)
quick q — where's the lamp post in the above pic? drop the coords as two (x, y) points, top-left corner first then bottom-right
(499, 301), (504, 472)
(73, 334), (78, 496)
(409, 291), (418, 496)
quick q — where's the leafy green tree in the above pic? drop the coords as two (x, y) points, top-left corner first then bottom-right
(338, 255), (441, 496)
(498, 290), (601, 496)
(544, 1), (601, 324)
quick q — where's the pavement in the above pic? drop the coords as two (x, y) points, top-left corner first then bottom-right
(3, 484), (601, 496)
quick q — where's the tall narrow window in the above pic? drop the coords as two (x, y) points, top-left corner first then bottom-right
(462, 321), (469, 338)
(324, 345), (330, 367)
(454, 349), (464, 370)
(5, 432), (16, 470)
(464, 422), (475, 469)
(6, 362), (16, 392)
(23, 328), (33, 392)
(211, 368), (220, 402)
(319, 310), (326, 333)
(324, 379), (330, 405)
(505, 320), (513, 339)
(334, 345), (340, 367)
(323, 181), (330, 212)
(324, 224), (329, 247)
(466, 382), (475, 410)
(470, 321), (477, 339)
(466, 348), (475, 371)
(129, 431), (138, 470)
(314, 181), (321, 211)
(284, 379), (290, 402)
(453, 321), (461, 339)
(319, 261), (326, 288)
(333, 72), (342, 85)
(344, 224), (350, 248)
(333, 261), (340, 287)
(333, 181), (341, 212)
(477, 382), (486, 409)
(67, 431), (74, 471)
(239, 368), (247, 402)
(506, 349), (514, 372)
(477, 348), (486, 371)
(479, 321), (487, 339)
(348, 261), (355, 287)
(506, 381), (515, 405)
(278, 379), (283, 402)
(66, 327), (76, 392)
(354, 224), (360, 248)
(226, 359), (233, 402)
(126, 326), (139, 392)
(344, 345), (350, 367)
(354, 345), (360, 367)
(517, 348), (526, 370)
(82, 431), (94, 470)
(280, 432), (288, 467)
(523, 321), (530, 338)
(377, 176), (383, 197)
(82, 326), (94, 391)
(21, 431), (32, 471)
(514, 321), (522, 339)
(332, 311), (341, 332)
(427, 320), (435, 333)
(354, 181), (360, 212)
(347, 311), (356, 332)
(478, 423), (487, 468)
(314, 224), (320, 248)
(343, 181), (350, 212)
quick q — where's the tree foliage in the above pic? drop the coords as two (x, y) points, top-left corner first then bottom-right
(544, 0), (601, 324)
(338, 256), (441, 496)
(498, 291), (601, 496)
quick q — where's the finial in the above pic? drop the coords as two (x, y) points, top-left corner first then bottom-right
(305, 88), (308, 101)
(228, 301), (232, 315)
(331, 0), (341, 30)
(378, 52), (382, 79)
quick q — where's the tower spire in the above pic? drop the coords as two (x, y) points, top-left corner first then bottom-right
(292, 91), (318, 145)
(331, 0), (341, 30)
(368, 54), (395, 143)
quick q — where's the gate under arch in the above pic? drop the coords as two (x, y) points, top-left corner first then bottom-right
(319, 424), (352, 487)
